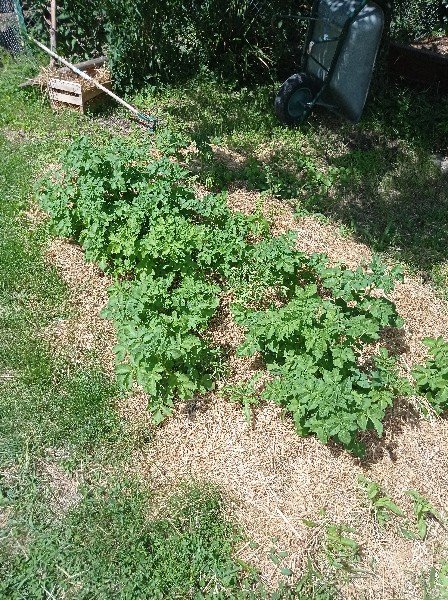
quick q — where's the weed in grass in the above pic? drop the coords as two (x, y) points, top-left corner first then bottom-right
(0, 481), (251, 599)
(303, 516), (360, 582)
(293, 560), (337, 600)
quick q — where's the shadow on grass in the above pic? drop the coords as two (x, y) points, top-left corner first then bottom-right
(148, 77), (448, 285)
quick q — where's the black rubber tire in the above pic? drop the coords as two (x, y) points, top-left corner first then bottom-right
(275, 73), (320, 126)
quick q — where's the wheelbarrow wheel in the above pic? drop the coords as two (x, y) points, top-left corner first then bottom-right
(275, 73), (319, 125)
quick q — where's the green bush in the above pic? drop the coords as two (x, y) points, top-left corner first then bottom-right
(23, 0), (446, 91)
(103, 0), (304, 91)
(24, 0), (303, 91)
(391, 0), (444, 42)
(23, 0), (105, 61)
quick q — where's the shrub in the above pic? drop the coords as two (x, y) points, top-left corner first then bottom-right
(103, 0), (305, 91)
(391, 0), (445, 42)
(24, 0), (303, 91)
(23, 0), (105, 61)
(23, 0), (446, 91)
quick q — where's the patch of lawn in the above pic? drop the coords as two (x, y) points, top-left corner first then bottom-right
(1, 482), (249, 599)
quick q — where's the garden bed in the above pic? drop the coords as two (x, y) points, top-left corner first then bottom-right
(43, 173), (448, 600)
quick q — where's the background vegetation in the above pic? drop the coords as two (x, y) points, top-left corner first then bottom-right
(22, 0), (448, 91)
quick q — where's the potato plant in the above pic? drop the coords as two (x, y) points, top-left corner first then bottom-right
(39, 135), (407, 453)
(413, 337), (448, 416)
(234, 255), (405, 456)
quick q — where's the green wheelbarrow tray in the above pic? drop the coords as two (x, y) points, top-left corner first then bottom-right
(275, 0), (385, 124)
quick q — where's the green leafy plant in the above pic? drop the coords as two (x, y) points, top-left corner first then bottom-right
(422, 561), (448, 600)
(324, 523), (360, 571)
(103, 273), (221, 424)
(38, 136), (266, 423)
(225, 374), (262, 424)
(402, 490), (443, 541)
(233, 255), (405, 455)
(40, 134), (406, 447)
(413, 337), (448, 415)
(304, 517), (360, 573)
(358, 476), (405, 527)
(391, 0), (444, 42)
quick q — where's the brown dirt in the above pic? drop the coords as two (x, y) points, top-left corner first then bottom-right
(43, 186), (448, 599)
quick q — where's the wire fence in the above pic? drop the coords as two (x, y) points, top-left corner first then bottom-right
(0, 0), (23, 55)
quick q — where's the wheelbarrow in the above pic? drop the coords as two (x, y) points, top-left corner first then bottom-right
(275, 0), (385, 124)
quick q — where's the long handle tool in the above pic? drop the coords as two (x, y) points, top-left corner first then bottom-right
(31, 37), (157, 129)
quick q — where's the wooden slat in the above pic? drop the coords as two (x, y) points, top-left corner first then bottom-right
(49, 91), (83, 106)
(82, 82), (111, 102)
(49, 78), (82, 94)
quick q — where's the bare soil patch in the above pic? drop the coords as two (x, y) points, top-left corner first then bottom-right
(44, 188), (448, 599)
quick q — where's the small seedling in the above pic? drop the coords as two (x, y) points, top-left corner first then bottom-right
(402, 490), (443, 540)
(324, 523), (360, 571)
(225, 375), (262, 424)
(358, 475), (405, 527)
(422, 561), (448, 600)
(268, 546), (293, 578)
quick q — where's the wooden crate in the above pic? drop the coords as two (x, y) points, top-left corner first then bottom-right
(48, 76), (111, 113)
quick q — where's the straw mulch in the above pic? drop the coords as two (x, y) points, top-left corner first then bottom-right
(44, 185), (448, 599)
(37, 64), (110, 90)
(411, 35), (448, 57)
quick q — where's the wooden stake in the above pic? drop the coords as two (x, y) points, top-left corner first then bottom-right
(50, 0), (56, 67)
